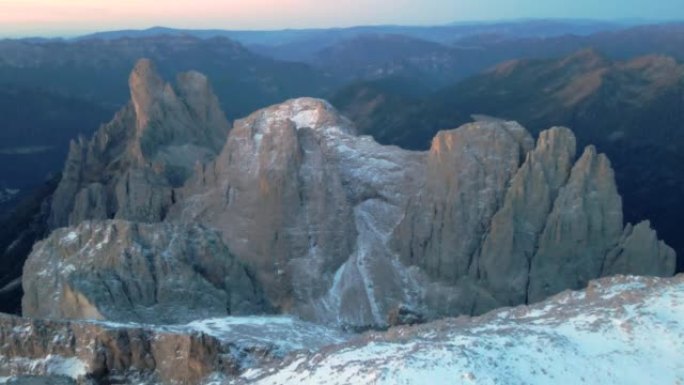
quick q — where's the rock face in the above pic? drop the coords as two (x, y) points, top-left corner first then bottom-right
(48, 59), (229, 228)
(22, 220), (265, 323)
(0, 314), (227, 384)
(168, 96), (675, 328)
(169, 97), (427, 327)
(32, 62), (675, 330)
(476, 127), (577, 306)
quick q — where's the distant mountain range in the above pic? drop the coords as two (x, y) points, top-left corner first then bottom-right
(71, 21), (684, 85)
(300, 22), (684, 90)
(0, 35), (334, 118)
(2, 20), (682, 116)
(76, 19), (646, 45)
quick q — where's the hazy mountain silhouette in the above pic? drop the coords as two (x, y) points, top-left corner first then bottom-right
(0, 86), (112, 216)
(0, 35), (335, 120)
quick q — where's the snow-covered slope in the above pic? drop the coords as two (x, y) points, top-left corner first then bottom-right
(107, 315), (350, 357)
(235, 274), (684, 385)
(2, 275), (682, 384)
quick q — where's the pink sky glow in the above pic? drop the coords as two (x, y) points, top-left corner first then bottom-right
(2, 0), (678, 37)
(0, 0), (459, 36)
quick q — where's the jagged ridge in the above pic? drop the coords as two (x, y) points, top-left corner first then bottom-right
(29, 61), (676, 331)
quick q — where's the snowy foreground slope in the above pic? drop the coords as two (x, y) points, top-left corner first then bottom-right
(233, 275), (684, 385)
(1, 275), (682, 384)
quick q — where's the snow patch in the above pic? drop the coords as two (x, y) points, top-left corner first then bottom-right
(43, 356), (88, 378)
(290, 108), (320, 130)
(61, 231), (79, 245)
(3, 355), (88, 379)
(92, 315), (349, 358)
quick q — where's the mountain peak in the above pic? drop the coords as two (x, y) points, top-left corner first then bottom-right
(125, 59), (229, 157)
(129, 58), (167, 130)
(176, 70), (210, 93)
(129, 58), (164, 95)
(238, 97), (356, 136)
(49, 61), (230, 228)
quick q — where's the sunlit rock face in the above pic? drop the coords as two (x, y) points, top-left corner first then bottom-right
(34, 61), (674, 330)
(168, 97), (426, 327)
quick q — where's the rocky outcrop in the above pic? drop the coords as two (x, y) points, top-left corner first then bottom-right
(168, 97), (426, 327)
(603, 220), (676, 277)
(0, 314), (349, 384)
(0, 314), (226, 384)
(48, 59), (229, 229)
(526, 146), (625, 302)
(22, 220), (265, 323)
(168, 96), (675, 328)
(394, 121), (534, 283)
(37, 62), (675, 329)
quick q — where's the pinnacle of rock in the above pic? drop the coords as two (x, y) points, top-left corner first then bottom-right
(129, 58), (166, 131)
(48, 60), (229, 229)
(477, 126), (577, 306)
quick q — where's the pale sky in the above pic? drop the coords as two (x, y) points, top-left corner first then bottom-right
(1, 0), (682, 37)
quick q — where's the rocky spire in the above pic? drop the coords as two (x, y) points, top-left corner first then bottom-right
(477, 127), (577, 306)
(129, 58), (167, 134)
(48, 59), (230, 228)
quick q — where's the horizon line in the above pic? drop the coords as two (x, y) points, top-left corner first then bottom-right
(2, 16), (683, 40)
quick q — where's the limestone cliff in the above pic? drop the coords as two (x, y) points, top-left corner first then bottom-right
(167, 96), (675, 328)
(33, 62), (675, 330)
